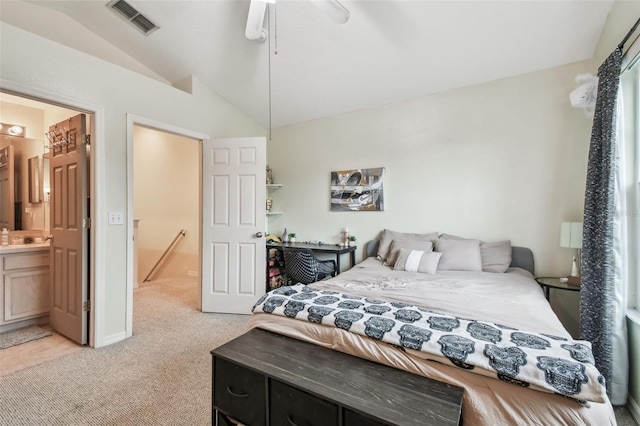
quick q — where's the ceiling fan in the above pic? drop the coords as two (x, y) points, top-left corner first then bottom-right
(245, 0), (350, 41)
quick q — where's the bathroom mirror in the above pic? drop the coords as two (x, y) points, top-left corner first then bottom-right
(28, 156), (41, 204)
(0, 135), (47, 230)
(42, 156), (50, 199)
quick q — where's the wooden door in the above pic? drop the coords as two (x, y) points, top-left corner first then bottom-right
(201, 137), (266, 313)
(49, 114), (88, 344)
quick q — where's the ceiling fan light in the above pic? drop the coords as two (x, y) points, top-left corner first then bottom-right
(245, 0), (269, 42)
(310, 0), (350, 24)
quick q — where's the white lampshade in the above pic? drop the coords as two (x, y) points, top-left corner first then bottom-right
(560, 222), (583, 249)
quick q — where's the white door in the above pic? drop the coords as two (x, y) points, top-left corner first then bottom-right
(49, 114), (88, 344)
(202, 137), (266, 313)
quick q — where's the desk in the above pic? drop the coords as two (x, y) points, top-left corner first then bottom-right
(267, 242), (357, 275)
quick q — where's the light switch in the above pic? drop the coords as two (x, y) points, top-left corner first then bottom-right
(108, 212), (124, 225)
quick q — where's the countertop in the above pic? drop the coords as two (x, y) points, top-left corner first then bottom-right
(0, 242), (51, 254)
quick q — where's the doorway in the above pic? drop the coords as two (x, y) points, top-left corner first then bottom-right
(132, 125), (201, 310)
(0, 90), (96, 351)
(125, 115), (207, 336)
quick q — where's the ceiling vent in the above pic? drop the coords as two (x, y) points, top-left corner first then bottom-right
(108, 0), (159, 35)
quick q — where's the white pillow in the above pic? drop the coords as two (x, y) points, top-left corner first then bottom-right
(377, 229), (439, 262)
(385, 239), (434, 267)
(434, 238), (482, 271)
(393, 249), (442, 275)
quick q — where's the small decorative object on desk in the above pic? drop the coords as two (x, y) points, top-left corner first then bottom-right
(282, 228), (289, 243)
(266, 165), (273, 184)
(348, 235), (356, 247)
(289, 233), (296, 243)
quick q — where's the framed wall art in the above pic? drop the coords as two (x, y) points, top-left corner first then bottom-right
(330, 167), (385, 212)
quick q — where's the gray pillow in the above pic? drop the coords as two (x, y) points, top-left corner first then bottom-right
(377, 229), (439, 262)
(393, 249), (442, 274)
(385, 239), (434, 266)
(480, 240), (512, 273)
(434, 238), (482, 271)
(439, 233), (512, 273)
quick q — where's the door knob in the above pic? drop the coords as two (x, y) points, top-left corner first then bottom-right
(255, 232), (264, 238)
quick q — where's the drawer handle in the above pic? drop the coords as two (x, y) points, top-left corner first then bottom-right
(226, 386), (249, 398)
(287, 415), (300, 426)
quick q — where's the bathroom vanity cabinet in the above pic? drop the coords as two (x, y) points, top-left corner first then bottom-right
(0, 244), (50, 332)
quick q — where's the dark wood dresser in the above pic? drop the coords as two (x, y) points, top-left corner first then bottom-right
(211, 328), (463, 426)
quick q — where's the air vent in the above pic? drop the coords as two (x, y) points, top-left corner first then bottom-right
(108, 0), (159, 35)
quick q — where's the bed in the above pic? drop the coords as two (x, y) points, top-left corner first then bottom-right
(245, 232), (616, 425)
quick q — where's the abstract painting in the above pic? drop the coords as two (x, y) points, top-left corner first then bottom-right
(330, 167), (385, 211)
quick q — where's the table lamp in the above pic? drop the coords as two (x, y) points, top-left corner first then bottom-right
(560, 222), (582, 285)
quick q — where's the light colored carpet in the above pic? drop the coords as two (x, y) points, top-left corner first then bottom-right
(0, 277), (248, 425)
(0, 325), (52, 349)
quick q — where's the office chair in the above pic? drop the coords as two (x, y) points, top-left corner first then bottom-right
(283, 247), (337, 285)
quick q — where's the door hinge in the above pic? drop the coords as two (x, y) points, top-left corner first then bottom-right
(83, 300), (91, 312)
(83, 218), (91, 229)
(82, 134), (91, 145)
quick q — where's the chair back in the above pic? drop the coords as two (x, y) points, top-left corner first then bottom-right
(283, 248), (321, 285)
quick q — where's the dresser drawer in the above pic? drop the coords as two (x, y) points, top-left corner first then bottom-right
(270, 380), (338, 426)
(213, 357), (266, 426)
(3, 252), (50, 271)
(344, 409), (388, 426)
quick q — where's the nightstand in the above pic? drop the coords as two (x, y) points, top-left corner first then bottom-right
(535, 277), (581, 301)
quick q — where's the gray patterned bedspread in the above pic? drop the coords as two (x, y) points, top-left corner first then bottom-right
(252, 284), (607, 403)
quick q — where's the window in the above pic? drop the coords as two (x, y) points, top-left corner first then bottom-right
(619, 62), (639, 311)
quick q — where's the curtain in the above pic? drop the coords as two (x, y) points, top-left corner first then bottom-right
(580, 48), (628, 405)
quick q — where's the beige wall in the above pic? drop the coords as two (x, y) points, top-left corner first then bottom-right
(1, 22), (266, 344)
(592, 0), (640, 68)
(133, 126), (199, 282)
(269, 60), (593, 336)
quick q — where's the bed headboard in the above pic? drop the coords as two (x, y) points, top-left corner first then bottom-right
(364, 240), (535, 276)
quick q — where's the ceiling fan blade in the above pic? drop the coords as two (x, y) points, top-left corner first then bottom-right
(309, 0), (350, 24)
(245, 0), (271, 41)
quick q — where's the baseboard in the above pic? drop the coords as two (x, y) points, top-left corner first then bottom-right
(629, 393), (640, 425)
(102, 331), (127, 346)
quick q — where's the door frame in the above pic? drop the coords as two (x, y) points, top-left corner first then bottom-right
(1, 79), (104, 348)
(125, 114), (209, 337)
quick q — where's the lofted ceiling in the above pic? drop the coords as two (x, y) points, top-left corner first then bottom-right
(0, 0), (613, 128)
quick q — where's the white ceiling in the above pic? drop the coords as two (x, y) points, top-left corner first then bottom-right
(0, 0), (613, 128)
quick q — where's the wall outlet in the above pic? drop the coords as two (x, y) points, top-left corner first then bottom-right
(108, 212), (124, 225)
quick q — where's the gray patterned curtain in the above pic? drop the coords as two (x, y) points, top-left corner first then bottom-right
(580, 49), (622, 399)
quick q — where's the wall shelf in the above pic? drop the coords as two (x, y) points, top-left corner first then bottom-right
(267, 184), (283, 190)
(266, 212), (283, 216)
